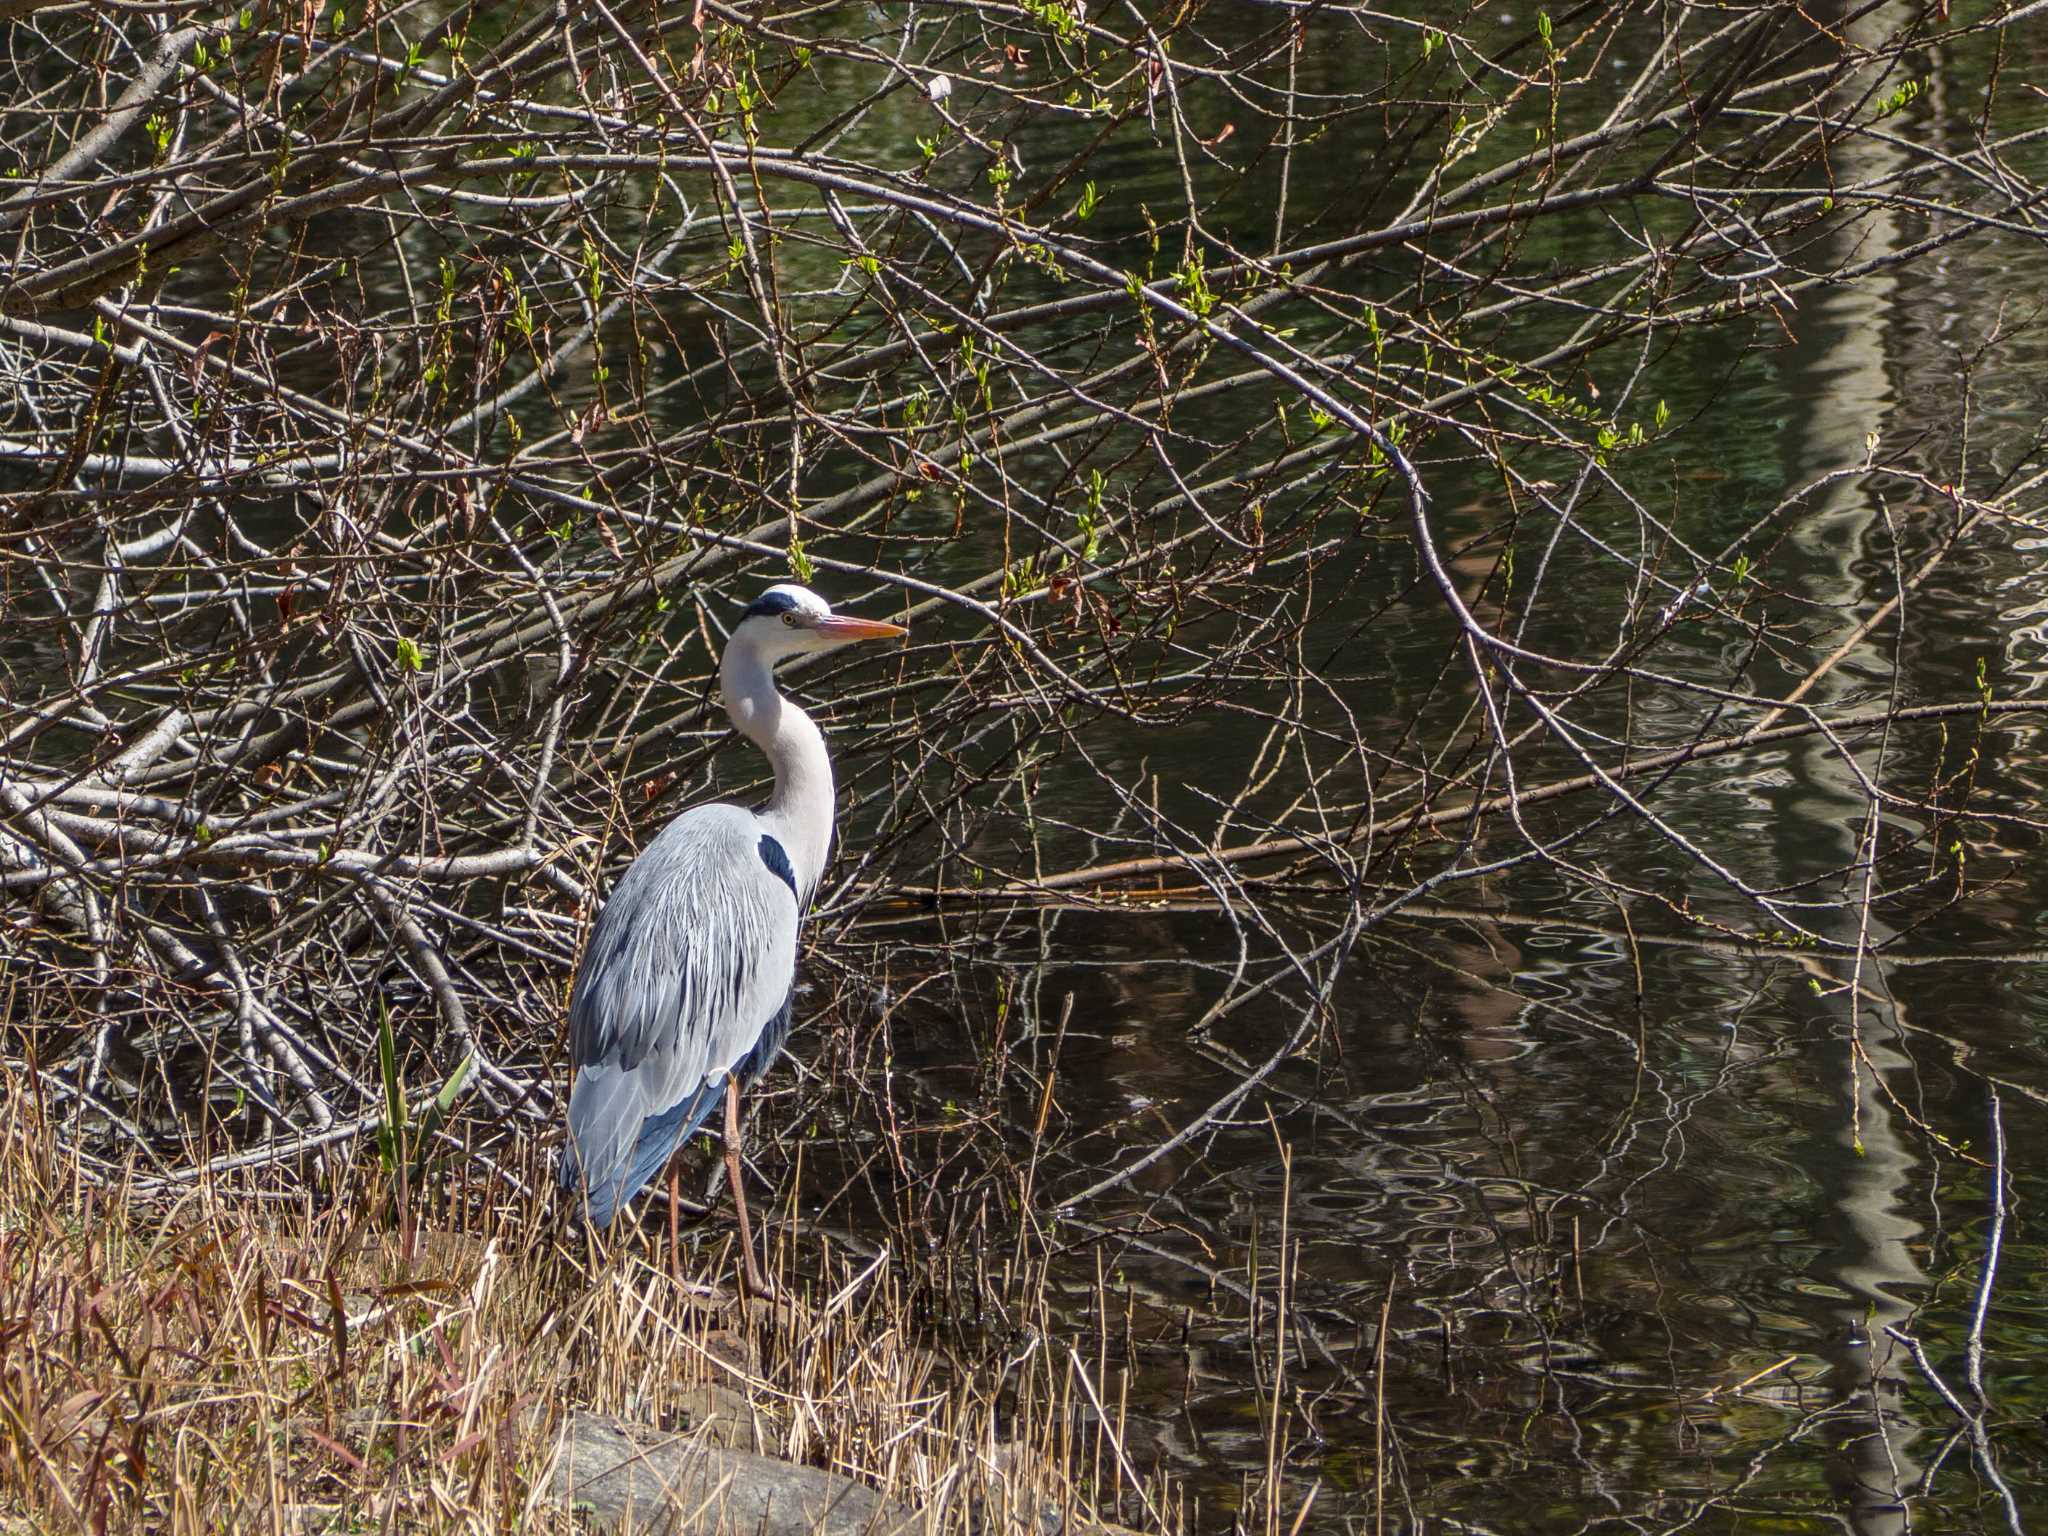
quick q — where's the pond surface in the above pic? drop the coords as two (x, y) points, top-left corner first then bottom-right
(769, 6), (2048, 1531)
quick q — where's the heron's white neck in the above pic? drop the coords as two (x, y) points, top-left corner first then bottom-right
(720, 640), (833, 900)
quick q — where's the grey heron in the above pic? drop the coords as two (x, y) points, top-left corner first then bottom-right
(560, 583), (906, 1292)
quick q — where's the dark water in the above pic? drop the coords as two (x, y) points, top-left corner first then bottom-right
(770, 6), (2048, 1532)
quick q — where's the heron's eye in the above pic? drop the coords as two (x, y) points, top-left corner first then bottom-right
(781, 612), (798, 627)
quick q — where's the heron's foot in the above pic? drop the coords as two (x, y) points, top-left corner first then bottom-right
(737, 1243), (782, 1304)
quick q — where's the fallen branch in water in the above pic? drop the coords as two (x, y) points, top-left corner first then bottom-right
(882, 696), (2048, 902)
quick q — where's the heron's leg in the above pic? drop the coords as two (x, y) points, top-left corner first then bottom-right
(667, 1162), (682, 1285)
(723, 1076), (777, 1299)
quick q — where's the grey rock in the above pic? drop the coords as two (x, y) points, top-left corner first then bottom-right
(551, 1409), (926, 1535)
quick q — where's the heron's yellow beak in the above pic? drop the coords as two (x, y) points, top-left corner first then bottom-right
(815, 615), (908, 641)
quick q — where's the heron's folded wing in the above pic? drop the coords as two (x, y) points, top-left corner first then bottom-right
(562, 804), (800, 1224)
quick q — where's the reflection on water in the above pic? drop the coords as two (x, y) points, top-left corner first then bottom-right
(1771, 6), (1925, 1524)
(858, 899), (2044, 1530)
(830, 7), (2048, 1526)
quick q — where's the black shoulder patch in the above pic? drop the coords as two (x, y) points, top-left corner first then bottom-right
(758, 833), (798, 898)
(744, 590), (800, 619)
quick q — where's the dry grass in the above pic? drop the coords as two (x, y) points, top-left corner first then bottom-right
(0, 1094), (1174, 1535)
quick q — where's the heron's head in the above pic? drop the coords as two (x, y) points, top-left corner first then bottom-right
(735, 584), (908, 663)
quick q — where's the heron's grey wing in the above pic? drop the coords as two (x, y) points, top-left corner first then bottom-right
(561, 803), (801, 1226)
